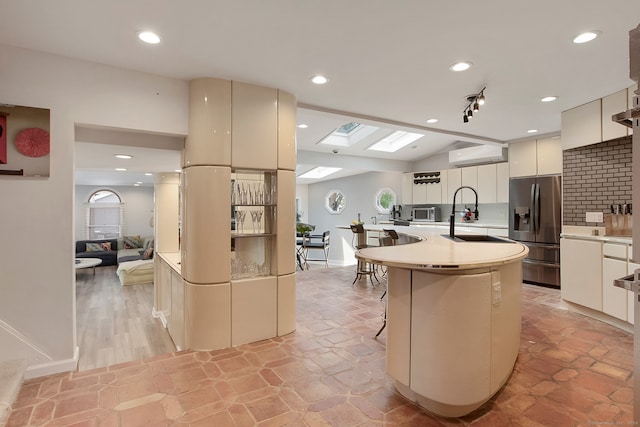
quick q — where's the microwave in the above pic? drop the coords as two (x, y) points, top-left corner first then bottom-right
(412, 207), (439, 222)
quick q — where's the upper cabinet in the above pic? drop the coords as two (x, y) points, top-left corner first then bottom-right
(509, 137), (562, 178)
(561, 84), (636, 150)
(402, 172), (413, 205)
(536, 137), (563, 176)
(602, 89), (629, 142)
(561, 99), (601, 150)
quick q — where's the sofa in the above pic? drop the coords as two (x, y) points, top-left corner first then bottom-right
(75, 235), (155, 285)
(75, 239), (118, 266)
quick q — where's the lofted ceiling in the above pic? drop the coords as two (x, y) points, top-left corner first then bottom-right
(1, 1), (639, 185)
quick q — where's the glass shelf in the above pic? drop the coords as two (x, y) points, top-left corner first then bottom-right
(232, 233), (276, 238)
(231, 169), (277, 280)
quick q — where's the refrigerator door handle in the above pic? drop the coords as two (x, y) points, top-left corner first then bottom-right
(534, 183), (541, 234)
(530, 183), (537, 234)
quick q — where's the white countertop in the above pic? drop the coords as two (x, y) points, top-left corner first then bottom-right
(158, 251), (181, 272)
(561, 233), (632, 244)
(561, 225), (632, 244)
(355, 228), (528, 271)
(379, 220), (507, 229)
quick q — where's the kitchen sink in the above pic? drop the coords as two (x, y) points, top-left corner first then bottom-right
(441, 234), (512, 243)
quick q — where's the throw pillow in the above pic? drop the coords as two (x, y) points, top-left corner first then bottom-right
(142, 247), (154, 260)
(86, 242), (107, 252)
(123, 235), (143, 249)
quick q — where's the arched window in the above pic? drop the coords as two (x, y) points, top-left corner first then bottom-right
(85, 189), (123, 239)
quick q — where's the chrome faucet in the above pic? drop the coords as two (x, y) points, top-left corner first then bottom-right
(449, 186), (479, 238)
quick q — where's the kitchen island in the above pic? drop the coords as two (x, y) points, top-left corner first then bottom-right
(356, 228), (528, 417)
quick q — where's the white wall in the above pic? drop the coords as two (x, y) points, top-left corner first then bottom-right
(74, 185), (155, 240)
(0, 44), (188, 377)
(307, 171), (403, 265)
(295, 184), (309, 224)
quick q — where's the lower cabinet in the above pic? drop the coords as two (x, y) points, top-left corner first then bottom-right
(602, 257), (628, 321)
(562, 237), (634, 325)
(169, 267), (185, 350)
(231, 277), (277, 346)
(560, 238), (603, 311)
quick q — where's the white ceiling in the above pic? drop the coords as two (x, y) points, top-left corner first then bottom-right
(1, 1), (639, 185)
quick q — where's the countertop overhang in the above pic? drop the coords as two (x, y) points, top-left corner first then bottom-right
(355, 229), (528, 271)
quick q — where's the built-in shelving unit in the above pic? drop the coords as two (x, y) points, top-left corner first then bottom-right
(231, 169), (277, 280)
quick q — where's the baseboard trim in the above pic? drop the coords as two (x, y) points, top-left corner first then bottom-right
(24, 346), (79, 379)
(152, 307), (168, 329)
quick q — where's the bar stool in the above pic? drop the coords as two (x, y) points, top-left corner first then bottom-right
(375, 229), (399, 338)
(350, 224), (378, 285)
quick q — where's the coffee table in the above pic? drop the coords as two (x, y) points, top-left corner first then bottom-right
(75, 258), (102, 274)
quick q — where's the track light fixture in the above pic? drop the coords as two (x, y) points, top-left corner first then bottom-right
(462, 87), (486, 123)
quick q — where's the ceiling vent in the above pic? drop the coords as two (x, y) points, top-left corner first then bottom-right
(449, 145), (508, 167)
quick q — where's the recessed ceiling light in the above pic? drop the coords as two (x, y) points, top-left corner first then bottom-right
(138, 31), (161, 44)
(133, 183), (140, 187)
(297, 124), (308, 129)
(174, 169), (182, 173)
(426, 118), (438, 124)
(136, 181), (143, 184)
(541, 96), (558, 102)
(311, 75), (328, 84)
(527, 129), (539, 134)
(449, 62), (472, 72)
(145, 172), (152, 176)
(573, 31), (599, 44)
(114, 154), (133, 159)
(115, 168), (127, 171)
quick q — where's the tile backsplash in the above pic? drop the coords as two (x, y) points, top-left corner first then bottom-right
(562, 136), (632, 226)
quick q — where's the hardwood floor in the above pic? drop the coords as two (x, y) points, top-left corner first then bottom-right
(75, 265), (175, 372)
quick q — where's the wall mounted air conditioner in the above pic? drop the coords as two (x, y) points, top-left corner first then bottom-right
(448, 145), (508, 167)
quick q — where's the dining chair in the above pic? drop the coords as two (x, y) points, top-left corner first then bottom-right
(301, 231), (330, 269)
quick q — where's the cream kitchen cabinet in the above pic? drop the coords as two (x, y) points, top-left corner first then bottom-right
(509, 138), (562, 178)
(477, 164), (496, 204)
(602, 89), (629, 142)
(562, 84), (636, 150)
(439, 169), (448, 203)
(402, 173), (413, 204)
(411, 171), (442, 205)
(628, 261), (639, 324)
(560, 237), (603, 311)
(446, 168), (462, 204)
(535, 137), (562, 176)
(561, 99), (602, 150)
(426, 179), (442, 204)
(412, 180), (427, 204)
(602, 243), (629, 321)
(509, 140), (537, 177)
(496, 163), (509, 203)
(460, 166), (477, 204)
(562, 236), (635, 326)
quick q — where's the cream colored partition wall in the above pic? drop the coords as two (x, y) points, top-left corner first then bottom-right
(231, 82), (278, 170)
(184, 78), (232, 167)
(178, 77), (296, 351)
(277, 170), (296, 275)
(154, 173), (180, 253)
(277, 273), (296, 336)
(153, 172), (180, 316)
(277, 91), (297, 170)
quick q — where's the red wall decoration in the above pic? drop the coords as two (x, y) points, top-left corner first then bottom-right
(0, 113), (6, 164)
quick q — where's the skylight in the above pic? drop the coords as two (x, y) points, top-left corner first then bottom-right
(336, 122), (361, 134)
(367, 131), (423, 153)
(298, 166), (342, 179)
(318, 123), (380, 147)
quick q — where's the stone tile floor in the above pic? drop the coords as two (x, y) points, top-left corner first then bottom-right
(7, 265), (634, 426)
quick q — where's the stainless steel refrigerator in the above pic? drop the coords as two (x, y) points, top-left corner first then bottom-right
(508, 175), (562, 287)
